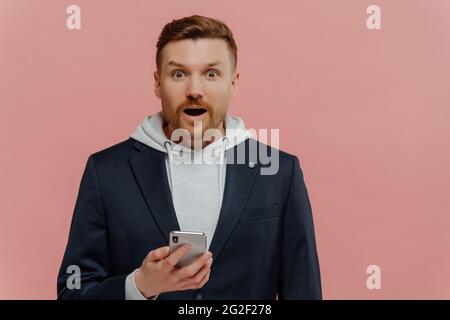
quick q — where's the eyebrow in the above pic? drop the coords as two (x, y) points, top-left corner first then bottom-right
(167, 60), (223, 68)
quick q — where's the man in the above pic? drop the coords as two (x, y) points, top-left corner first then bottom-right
(57, 15), (322, 300)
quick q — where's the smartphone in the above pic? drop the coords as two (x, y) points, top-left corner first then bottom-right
(169, 231), (207, 268)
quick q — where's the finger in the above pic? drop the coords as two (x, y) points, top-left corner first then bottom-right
(184, 267), (211, 290)
(177, 252), (212, 278)
(178, 268), (211, 291)
(188, 258), (212, 285)
(164, 244), (192, 267)
(198, 269), (211, 287)
(145, 246), (170, 263)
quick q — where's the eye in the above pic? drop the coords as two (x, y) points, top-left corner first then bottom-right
(172, 70), (185, 79)
(205, 70), (219, 79)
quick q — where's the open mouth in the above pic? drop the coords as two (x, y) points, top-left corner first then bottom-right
(183, 108), (207, 116)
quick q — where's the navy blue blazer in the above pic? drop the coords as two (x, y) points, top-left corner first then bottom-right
(57, 138), (322, 300)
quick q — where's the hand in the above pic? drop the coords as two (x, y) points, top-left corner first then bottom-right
(135, 245), (213, 298)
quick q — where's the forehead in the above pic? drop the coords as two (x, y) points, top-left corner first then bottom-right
(160, 38), (232, 69)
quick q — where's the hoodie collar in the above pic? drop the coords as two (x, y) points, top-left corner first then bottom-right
(130, 111), (253, 155)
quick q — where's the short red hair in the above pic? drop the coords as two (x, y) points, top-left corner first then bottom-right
(156, 15), (238, 72)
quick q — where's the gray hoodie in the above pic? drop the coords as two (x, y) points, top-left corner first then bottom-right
(125, 111), (253, 300)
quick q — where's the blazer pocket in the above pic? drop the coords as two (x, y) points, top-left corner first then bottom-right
(239, 203), (280, 223)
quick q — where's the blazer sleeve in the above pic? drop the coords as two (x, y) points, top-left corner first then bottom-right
(278, 156), (322, 300)
(57, 155), (127, 299)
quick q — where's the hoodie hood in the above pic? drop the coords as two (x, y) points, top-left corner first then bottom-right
(130, 111), (253, 156)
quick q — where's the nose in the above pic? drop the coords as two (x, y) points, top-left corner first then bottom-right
(186, 75), (204, 100)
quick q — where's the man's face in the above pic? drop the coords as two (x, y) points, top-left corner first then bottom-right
(154, 38), (239, 145)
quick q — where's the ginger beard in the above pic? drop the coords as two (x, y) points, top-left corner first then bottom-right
(162, 97), (226, 149)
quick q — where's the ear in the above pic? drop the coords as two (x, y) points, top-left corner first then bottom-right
(230, 71), (239, 97)
(154, 70), (161, 99)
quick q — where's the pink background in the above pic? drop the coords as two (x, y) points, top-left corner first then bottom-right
(1, 0), (450, 299)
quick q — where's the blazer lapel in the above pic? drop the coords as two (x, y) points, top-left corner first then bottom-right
(129, 141), (180, 244)
(208, 139), (259, 263)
